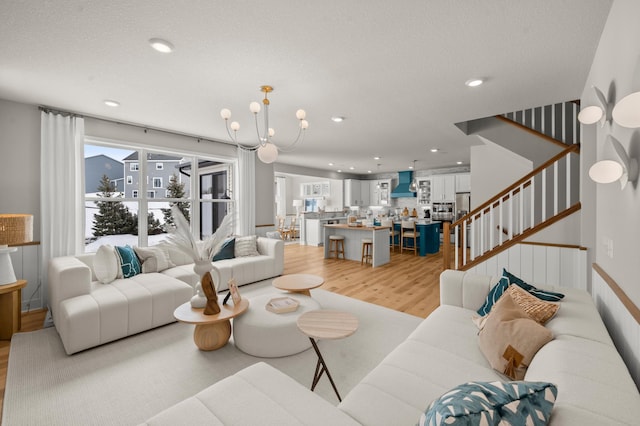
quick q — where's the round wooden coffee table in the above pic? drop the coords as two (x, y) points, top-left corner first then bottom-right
(297, 310), (359, 401)
(174, 299), (249, 351)
(272, 274), (324, 297)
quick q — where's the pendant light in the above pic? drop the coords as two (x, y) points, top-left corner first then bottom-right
(408, 160), (417, 192)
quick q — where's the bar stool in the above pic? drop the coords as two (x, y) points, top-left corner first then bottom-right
(381, 219), (398, 252)
(328, 235), (345, 259)
(401, 220), (420, 255)
(361, 238), (373, 265)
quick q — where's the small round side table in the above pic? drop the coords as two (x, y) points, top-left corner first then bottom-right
(174, 299), (249, 351)
(272, 274), (324, 297)
(296, 309), (359, 401)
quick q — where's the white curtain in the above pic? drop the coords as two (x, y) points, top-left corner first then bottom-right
(41, 111), (85, 308)
(237, 147), (255, 236)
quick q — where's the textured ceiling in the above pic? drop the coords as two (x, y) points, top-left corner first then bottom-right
(0, 1), (612, 174)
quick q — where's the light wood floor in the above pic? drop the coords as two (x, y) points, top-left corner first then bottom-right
(0, 243), (444, 422)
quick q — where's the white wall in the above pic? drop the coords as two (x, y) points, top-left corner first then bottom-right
(0, 99), (41, 240)
(582, 0), (640, 307)
(524, 210), (582, 246)
(470, 137), (532, 209)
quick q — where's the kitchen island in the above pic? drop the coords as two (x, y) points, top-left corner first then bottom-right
(393, 220), (441, 256)
(323, 224), (390, 267)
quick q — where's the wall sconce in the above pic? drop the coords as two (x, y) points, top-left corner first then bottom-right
(589, 135), (638, 189)
(612, 91), (640, 128)
(578, 86), (612, 126)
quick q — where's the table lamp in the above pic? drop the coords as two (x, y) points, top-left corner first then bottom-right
(0, 214), (33, 285)
(292, 199), (303, 216)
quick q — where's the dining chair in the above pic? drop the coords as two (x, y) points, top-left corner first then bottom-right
(401, 220), (420, 255)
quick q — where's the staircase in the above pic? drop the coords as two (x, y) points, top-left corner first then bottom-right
(445, 101), (582, 271)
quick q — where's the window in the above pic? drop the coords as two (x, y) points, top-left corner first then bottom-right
(156, 163), (164, 170)
(83, 142), (234, 252)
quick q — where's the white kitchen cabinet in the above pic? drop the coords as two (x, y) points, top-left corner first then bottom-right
(368, 179), (392, 206)
(360, 180), (370, 206)
(301, 181), (330, 197)
(344, 179), (361, 206)
(431, 175), (455, 201)
(455, 173), (471, 193)
(416, 178), (431, 205)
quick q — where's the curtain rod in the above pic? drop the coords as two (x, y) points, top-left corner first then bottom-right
(38, 104), (229, 146)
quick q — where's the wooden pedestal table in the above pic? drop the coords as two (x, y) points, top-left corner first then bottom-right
(296, 310), (359, 402)
(0, 280), (27, 340)
(272, 273), (324, 297)
(174, 299), (249, 351)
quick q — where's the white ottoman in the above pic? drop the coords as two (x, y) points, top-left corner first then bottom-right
(233, 293), (321, 357)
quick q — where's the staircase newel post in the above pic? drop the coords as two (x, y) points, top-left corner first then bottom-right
(443, 221), (451, 270)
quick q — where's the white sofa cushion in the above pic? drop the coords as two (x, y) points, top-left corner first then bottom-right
(94, 244), (119, 284)
(134, 246), (175, 273)
(141, 362), (360, 426)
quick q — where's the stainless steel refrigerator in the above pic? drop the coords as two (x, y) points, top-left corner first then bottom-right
(456, 192), (471, 220)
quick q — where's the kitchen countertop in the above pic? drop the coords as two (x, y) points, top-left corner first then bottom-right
(324, 224), (389, 231)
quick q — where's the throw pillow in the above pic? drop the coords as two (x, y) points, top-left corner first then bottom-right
(133, 246), (175, 273)
(476, 276), (510, 316)
(94, 244), (119, 284)
(115, 245), (142, 278)
(503, 268), (565, 301)
(478, 292), (554, 380)
(419, 381), (558, 426)
(211, 238), (235, 261)
(234, 235), (259, 257)
(507, 284), (559, 325)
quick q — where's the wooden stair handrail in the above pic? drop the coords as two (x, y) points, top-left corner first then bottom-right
(445, 202), (581, 271)
(450, 144), (579, 230)
(495, 115), (574, 150)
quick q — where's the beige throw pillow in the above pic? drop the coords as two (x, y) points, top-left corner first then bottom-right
(507, 284), (559, 324)
(478, 292), (553, 380)
(234, 235), (260, 257)
(133, 246), (175, 273)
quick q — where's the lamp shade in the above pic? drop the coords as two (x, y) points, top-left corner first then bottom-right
(578, 105), (604, 125)
(0, 214), (33, 245)
(612, 91), (640, 128)
(589, 160), (624, 184)
(257, 142), (278, 164)
(292, 199), (303, 207)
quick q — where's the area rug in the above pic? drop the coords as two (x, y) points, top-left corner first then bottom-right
(3, 281), (422, 425)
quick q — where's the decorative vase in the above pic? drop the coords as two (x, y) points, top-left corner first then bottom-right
(191, 259), (212, 309)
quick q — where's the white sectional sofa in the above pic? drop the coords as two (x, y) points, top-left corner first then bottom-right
(48, 237), (284, 355)
(142, 269), (640, 425)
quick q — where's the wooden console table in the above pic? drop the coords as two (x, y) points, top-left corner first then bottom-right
(0, 280), (27, 340)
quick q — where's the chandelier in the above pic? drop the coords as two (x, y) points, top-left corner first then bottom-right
(220, 85), (309, 164)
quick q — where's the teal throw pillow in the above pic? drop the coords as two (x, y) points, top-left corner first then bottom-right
(503, 268), (565, 302)
(115, 245), (142, 278)
(477, 277), (509, 316)
(419, 381), (558, 426)
(212, 238), (235, 261)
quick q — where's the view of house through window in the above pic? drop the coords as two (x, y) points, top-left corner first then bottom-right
(83, 142), (234, 252)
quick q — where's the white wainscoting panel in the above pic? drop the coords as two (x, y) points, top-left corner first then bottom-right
(467, 243), (587, 290)
(592, 266), (640, 390)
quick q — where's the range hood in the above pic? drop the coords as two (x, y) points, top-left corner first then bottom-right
(391, 170), (416, 198)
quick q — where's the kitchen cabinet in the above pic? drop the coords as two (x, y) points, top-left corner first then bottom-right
(416, 178), (431, 205)
(345, 179), (371, 206)
(431, 175), (455, 201)
(369, 179), (392, 206)
(455, 173), (471, 193)
(301, 181), (330, 197)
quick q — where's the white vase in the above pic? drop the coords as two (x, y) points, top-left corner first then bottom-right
(191, 259), (212, 308)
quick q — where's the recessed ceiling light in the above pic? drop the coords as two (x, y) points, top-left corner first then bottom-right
(337, 169), (342, 173)
(465, 78), (484, 87)
(104, 100), (120, 107)
(349, 166), (355, 170)
(328, 162), (334, 166)
(149, 38), (175, 53)
(331, 116), (344, 123)
(456, 161), (463, 165)
(408, 165), (414, 170)
(367, 170), (372, 173)
(430, 148), (439, 153)
(373, 156), (381, 160)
